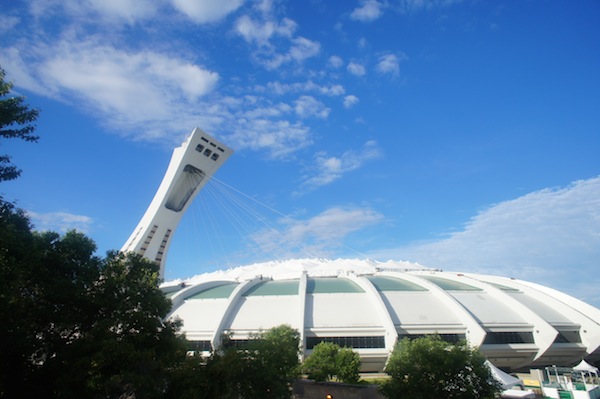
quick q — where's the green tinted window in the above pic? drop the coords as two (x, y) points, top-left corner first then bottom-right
(419, 276), (481, 291)
(244, 280), (299, 296)
(307, 278), (364, 293)
(367, 276), (427, 291)
(186, 283), (238, 299)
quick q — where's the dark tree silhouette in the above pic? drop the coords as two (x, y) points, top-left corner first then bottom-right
(0, 66), (39, 181)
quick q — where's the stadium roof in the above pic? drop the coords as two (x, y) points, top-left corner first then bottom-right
(163, 258), (600, 372)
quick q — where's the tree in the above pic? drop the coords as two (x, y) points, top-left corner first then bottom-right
(0, 200), (188, 398)
(55, 251), (187, 398)
(166, 324), (301, 399)
(0, 66), (39, 181)
(303, 342), (361, 384)
(380, 335), (501, 399)
(244, 324), (302, 398)
(335, 346), (361, 384)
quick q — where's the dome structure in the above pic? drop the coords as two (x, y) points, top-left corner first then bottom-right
(163, 258), (600, 372)
(123, 129), (600, 373)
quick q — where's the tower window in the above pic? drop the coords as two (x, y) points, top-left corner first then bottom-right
(165, 165), (205, 212)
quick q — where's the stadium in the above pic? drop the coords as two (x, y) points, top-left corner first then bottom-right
(162, 258), (600, 372)
(123, 128), (600, 373)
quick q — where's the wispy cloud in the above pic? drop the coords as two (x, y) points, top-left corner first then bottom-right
(2, 34), (314, 157)
(2, 0), (392, 167)
(263, 80), (345, 97)
(172, 0), (244, 24)
(350, 0), (384, 22)
(328, 55), (344, 69)
(369, 176), (600, 306)
(343, 95), (359, 108)
(300, 140), (382, 190)
(234, 15), (296, 45)
(376, 53), (405, 77)
(27, 211), (94, 234)
(0, 15), (20, 33)
(294, 95), (330, 119)
(395, 0), (466, 14)
(44, 42), (218, 102)
(28, 0), (160, 23)
(4, 39), (219, 126)
(251, 206), (385, 258)
(347, 62), (367, 76)
(225, 107), (313, 159)
(234, 8), (319, 70)
(262, 36), (321, 70)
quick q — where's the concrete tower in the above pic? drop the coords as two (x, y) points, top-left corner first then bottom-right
(121, 127), (233, 278)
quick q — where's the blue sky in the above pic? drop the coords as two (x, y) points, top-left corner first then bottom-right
(2, 0), (600, 306)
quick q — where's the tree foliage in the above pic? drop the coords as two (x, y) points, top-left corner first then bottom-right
(0, 200), (187, 398)
(0, 66), (39, 181)
(167, 325), (301, 399)
(303, 342), (361, 384)
(380, 335), (501, 399)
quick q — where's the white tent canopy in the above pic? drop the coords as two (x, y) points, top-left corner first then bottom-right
(486, 361), (522, 389)
(573, 360), (599, 373)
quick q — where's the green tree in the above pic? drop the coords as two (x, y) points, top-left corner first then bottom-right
(167, 324), (301, 399)
(0, 201), (187, 398)
(56, 251), (187, 399)
(336, 346), (361, 384)
(0, 66), (39, 181)
(244, 324), (302, 398)
(303, 342), (361, 384)
(380, 335), (501, 399)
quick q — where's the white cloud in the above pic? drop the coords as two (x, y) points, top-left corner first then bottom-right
(264, 81), (344, 96)
(28, 0), (159, 23)
(0, 15), (20, 33)
(42, 41), (218, 115)
(27, 211), (94, 234)
(3, 0), (331, 161)
(294, 95), (330, 119)
(321, 84), (345, 96)
(235, 13), (319, 70)
(302, 140), (382, 189)
(251, 206), (384, 257)
(328, 55), (344, 69)
(256, 0), (274, 15)
(289, 37), (321, 62)
(4, 39), (220, 137)
(242, 102), (292, 119)
(376, 53), (401, 76)
(369, 176), (600, 306)
(396, 0), (465, 13)
(343, 95), (359, 108)
(172, 0), (244, 24)
(235, 15), (296, 45)
(222, 106), (312, 159)
(350, 0), (384, 22)
(264, 36), (321, 69)
(3, 36), (318, 158)
(347, 61), (366, 76)
(89, 0), (159, 21)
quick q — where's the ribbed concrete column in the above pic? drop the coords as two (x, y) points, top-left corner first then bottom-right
(386, 271), (487, 346)
(467, 273), (600, 358)
(298, 271), (308, 359)
(346, 273), (398, 352)
(435, 273), (557, 361)
(211, 278), (263, 349)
